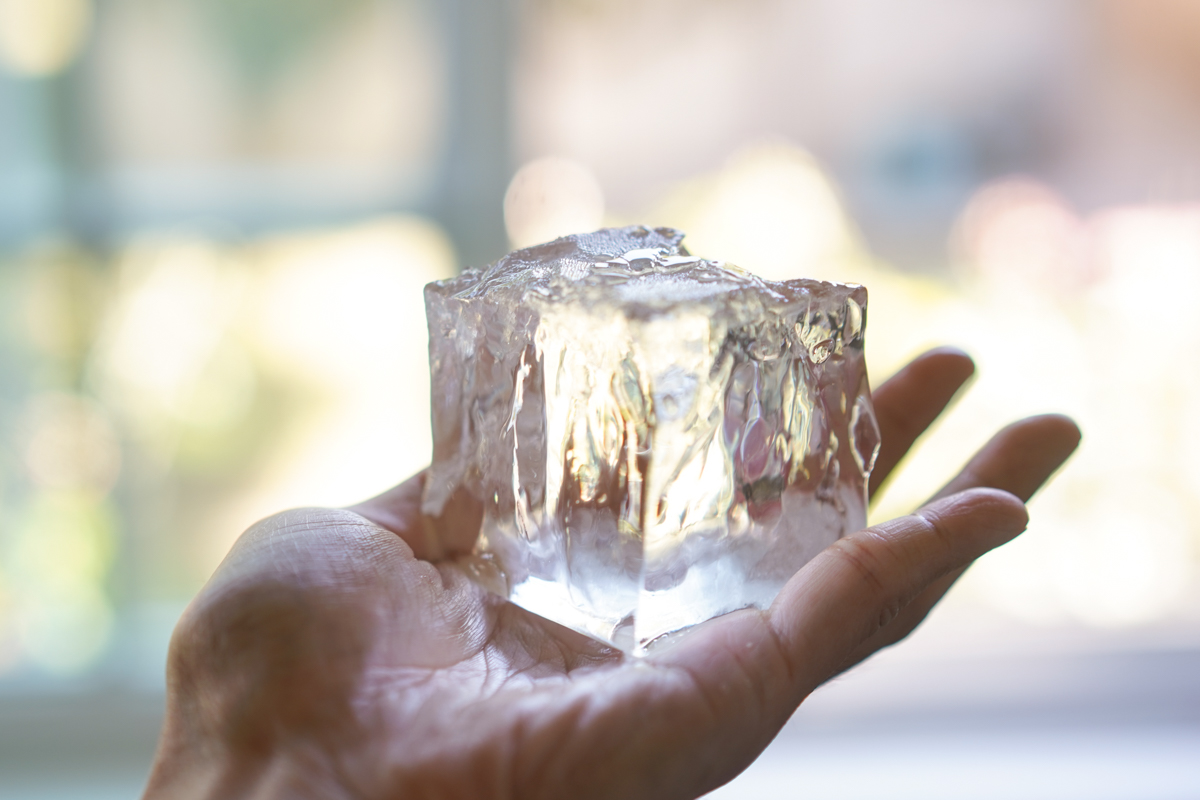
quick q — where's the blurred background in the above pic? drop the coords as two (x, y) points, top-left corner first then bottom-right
(1, 0), (1199, 797)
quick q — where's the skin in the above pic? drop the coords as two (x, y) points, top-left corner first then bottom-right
(143, 348), (1080, 800)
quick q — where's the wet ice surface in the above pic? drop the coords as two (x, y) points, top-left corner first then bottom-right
(423, 226), (878, 652)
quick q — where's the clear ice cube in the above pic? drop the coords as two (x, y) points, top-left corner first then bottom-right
(423, 226), (879, 652)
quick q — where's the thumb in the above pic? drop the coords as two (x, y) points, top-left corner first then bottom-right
(770, 487), (1028, 696)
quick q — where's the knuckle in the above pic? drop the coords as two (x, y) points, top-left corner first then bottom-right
(829, 518), (941, 633)
(829, 534), (892, 599)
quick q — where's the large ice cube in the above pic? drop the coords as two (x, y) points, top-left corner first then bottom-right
(423, 226), (878, 652)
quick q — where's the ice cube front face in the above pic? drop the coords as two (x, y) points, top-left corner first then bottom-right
(423, 226), (878, 652)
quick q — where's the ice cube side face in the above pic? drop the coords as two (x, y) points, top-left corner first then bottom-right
(423, 227), (879, 652)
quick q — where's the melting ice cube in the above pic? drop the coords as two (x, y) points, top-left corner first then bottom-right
(423, 226), (878, 652)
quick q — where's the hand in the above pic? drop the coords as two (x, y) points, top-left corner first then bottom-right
(143, 349), (1079, 800)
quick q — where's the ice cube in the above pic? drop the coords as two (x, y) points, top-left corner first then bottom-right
(423, 226), (878, 652)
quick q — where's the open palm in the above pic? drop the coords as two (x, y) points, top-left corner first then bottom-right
(144, 349), (1079, 800)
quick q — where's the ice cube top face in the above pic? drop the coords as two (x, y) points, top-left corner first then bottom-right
(423, 226), (879, 653)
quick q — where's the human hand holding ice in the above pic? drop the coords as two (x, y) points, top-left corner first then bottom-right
(143, 348), (1079, 800)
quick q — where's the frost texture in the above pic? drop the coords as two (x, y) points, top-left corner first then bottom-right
(423, 226), (879, 652)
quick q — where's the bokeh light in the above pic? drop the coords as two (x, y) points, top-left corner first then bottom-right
(953, 178), (1094, 295)
(653, 142), (862, 282)
(505, 156), (606, 249)
(23, 392), (121, 494)
(92, 239), (252, 457)
(0, 214), (455, 678)
(230, 216), (454, 522)
(0, 0), (92, 77)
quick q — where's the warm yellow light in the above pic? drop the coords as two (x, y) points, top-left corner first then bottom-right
(92, 240), (249, 450)
(204, 217), (456, 568)
(0, 0), (92, 77)
(505, 156), (606, 249)
(653, 142), (861, 282)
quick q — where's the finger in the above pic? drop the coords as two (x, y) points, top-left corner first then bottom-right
(346, 472), (484, 561)
(645, 485), (1029, 778)
(931, 413), (1082, 504)
(870, 348), (976, 498)
(772, 487), (1029, 695)
(604, 475), (1022, 798)
(839, 413), (1081, 668)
